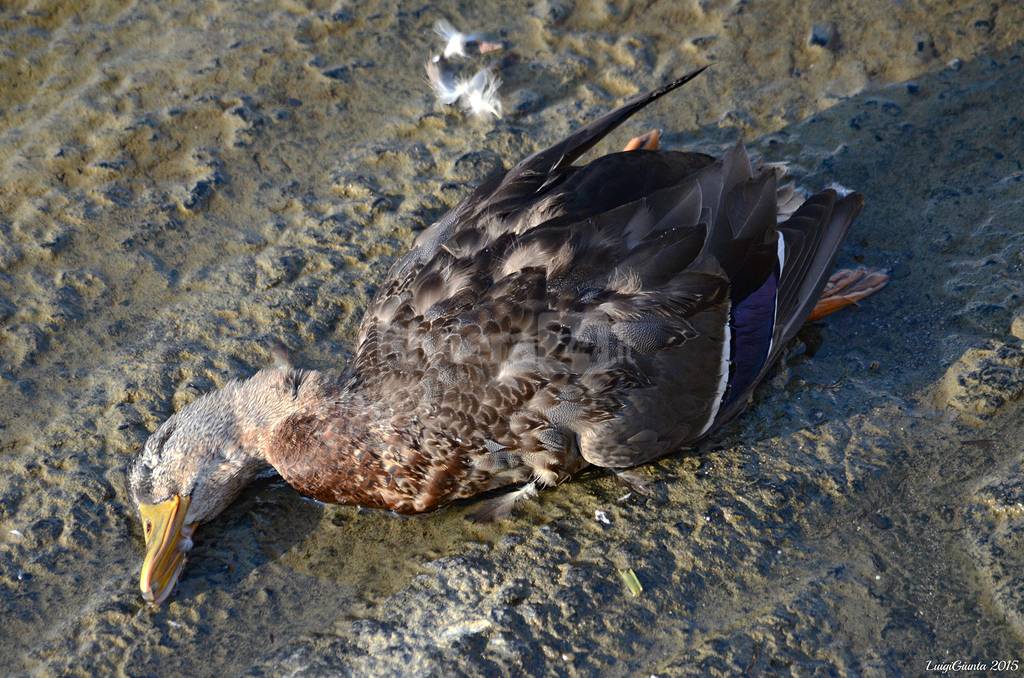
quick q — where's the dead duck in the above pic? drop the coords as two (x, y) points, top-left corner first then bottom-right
(129, 67), (888, 605)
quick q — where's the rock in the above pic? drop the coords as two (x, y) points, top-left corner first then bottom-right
(938, 339), (1024, 420)
(322, 61), (373, 82)
(322, 66), (350, 81)
(964, 460), (1024, 634)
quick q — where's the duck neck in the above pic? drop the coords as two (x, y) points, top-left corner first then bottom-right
(230, 367), (330, 462)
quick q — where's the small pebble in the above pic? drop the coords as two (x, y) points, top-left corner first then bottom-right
(809, 23), (835, 48)
(1010, 314), (1024, 340)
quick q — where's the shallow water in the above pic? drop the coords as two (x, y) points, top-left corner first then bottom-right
(1, 1), (1023, 675)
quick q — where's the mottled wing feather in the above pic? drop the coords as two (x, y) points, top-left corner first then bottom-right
(354, 153), (736, 477)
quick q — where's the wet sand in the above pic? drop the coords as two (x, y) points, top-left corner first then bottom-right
(1, 0), (1023, 675)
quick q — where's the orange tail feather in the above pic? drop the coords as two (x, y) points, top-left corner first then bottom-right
(808, 267), (890, 321)
(622, 129), (661, 152)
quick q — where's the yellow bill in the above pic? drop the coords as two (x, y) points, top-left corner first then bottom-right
(138, 495), (195, 606)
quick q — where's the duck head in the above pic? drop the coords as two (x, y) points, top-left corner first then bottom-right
(128, 362), (311, 605)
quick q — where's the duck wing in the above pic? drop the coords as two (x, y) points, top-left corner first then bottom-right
(707, 188), (864, 431)
(371, 66), (710, 307)
(352, 71), (862, 485)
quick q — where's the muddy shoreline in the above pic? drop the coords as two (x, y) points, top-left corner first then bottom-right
(1, 1), (1022, 675)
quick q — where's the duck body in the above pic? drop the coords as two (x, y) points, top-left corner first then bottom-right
(129, 69), (887, 603)
(263, 70), (865, 515)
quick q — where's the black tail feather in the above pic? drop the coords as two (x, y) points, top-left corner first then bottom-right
(775, 191), (864, 349)
(517, 66), (710, 177)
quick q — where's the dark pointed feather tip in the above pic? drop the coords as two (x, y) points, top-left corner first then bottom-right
(672, 64), (710, 83)
(835, 191), (866, 218)
(656, 65), (710, 96)
(845, 192), (866, 208)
